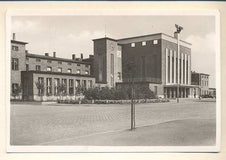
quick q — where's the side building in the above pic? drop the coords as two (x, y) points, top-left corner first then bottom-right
(11, 37), (95, 101)
(191, 71), (210, 97)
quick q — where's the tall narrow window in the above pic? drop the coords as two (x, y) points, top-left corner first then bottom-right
(69, 79), (74, 95)
(38, 77), (44, 96)
(62, 79), (67, 95)
(183, 59), (185, 84)
(54, 78), (60, 96)
(168, 55), (170, 82)
(172, 56), (174, 83)
(46, 78), (52, 96)
(111, 54), (114, 87)
(11, 58), (19, 70)
(82, 80), (87, 89)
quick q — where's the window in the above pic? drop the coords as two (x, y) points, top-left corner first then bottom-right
(12, 45), (19, 51)
(47, 60), (52, 63)
(82, 80), (87, 88)
(67, 69), (72, 73)
(12, 83), (19, 94)
(153, 40), (158, 44)
(46, 78), (52, 96)
(131, 43), (135, 47)
(54, 78), (60, 96)
(62, 79), (67, 94)
(77, 63), (80, 66)
(58, 61), (62, 64)
(37, 77), (44, 96)
(36, 65), (41, 71)
(11, 58), (19, 70)
(68, 62), (71, 65)
(76, 69), (81, 74)
(75, 79), (80, 87)
(57, 67), (62, 72)
(88, 80), (93, 88)
(142, 41), (146, 46)
(69, 79), (74, 95)
(85, 70), (89, 75)
(46, 66), (52, 72)
(26, 64), (29, 71)
(117, 72), (121, 80)
(85, 64), (89, 68)
(36, 58), (41, 62)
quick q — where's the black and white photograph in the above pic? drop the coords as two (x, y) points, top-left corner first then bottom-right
(7, 11), (220, 152)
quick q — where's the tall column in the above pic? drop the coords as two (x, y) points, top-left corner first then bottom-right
(188, 55), (191, 85)
(169, 50), (173, 84)
(174, 51), (176, 84)
(177, 49), (180, 84)
(166, 48), (168, 84)
(181, 53), (184, 85)
(184, 53), (187, 84)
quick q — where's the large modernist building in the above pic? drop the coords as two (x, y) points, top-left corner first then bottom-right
(93, 33), (197, 98)
(11, 32), (212, 101)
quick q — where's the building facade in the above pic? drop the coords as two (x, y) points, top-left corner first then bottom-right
(191, 71), (210, 96)
(11, 32), (212, 101)
(94, 33), (199, 98)
(11, 37), (95, 101)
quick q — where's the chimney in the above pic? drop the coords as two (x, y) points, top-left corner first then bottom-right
(53, 52), (56, 57)
(72, 54), (76, 60)
(81, 53), (83, 60)
(45, 53), (49, 56)
(13, 33), (16, 40)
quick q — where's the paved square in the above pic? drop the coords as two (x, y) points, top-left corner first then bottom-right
(10, 100), (216, 146)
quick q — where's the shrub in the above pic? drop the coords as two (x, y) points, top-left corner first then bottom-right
(83, 86), (155, 100)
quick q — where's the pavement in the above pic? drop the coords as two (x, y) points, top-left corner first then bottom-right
(10, 99), (216, 146)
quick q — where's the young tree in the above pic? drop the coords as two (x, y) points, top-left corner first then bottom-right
(58, 82), (67, 101)
(12, 84), (22, 100)
(35, 81), (44, 101)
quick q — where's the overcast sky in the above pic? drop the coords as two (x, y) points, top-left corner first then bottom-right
(11, 15), (217, 87)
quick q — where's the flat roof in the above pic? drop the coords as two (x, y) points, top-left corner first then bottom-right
(92, 37), (117, 42)
(26, 53), (92, 65)
(11, 40), (28, 45)
(118, 33), (191, 45)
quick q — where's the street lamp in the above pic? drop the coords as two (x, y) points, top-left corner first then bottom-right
(125, 59), (136, 130)
(175, 24), (183, 103)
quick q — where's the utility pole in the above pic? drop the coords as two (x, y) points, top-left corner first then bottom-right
(175, 24), (183, 103)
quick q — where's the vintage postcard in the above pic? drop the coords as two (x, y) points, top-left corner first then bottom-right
(6, 10), (221, 152)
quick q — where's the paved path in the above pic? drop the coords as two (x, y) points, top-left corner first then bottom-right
(10, 100), (216, 145)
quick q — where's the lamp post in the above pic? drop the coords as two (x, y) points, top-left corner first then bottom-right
(175, 24), (183, 103)
(126, 60), (136, 130)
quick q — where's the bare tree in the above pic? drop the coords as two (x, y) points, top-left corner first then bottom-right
(35, 81), (44, 101)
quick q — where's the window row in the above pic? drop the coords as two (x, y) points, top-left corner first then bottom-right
(37, 77), (93, 96)
(26, 64), (90, 75)
(131, 40), (158, 47)
(29, 58), (89, 68)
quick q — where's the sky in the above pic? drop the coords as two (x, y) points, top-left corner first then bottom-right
(11, 15), (217, 87)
